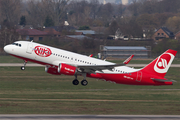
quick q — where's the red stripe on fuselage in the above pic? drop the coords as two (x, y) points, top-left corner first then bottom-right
(11, 54), (52, 66)
(10, 54), (173, 86)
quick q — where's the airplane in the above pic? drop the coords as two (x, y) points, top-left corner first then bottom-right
(4, 41), (177, 86)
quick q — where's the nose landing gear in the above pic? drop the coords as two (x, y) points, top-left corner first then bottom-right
(21, 60), (27, 70)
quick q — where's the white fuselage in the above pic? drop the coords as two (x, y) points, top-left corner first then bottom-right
(4, 41), (139, 74)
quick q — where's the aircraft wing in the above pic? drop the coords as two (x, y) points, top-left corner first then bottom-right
(52, 55), (134, 74)
(76, 55), (134, 74)
(76, 63), (124, 73)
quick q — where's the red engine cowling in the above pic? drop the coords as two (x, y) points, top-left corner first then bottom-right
(45, 63), (77, 75)
(45, 66), (60, 75)
(58, 63), (77, 75)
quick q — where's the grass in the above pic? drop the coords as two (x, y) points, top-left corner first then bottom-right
(0, 56), (24, 63)
(0, 66), (180, 114)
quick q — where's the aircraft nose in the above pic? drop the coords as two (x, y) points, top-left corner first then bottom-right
(4, 45), (10, 53)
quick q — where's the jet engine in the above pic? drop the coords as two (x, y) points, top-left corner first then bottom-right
(57, 63), (77, 75)
(45, 63), (77, 75)
(45, 66), (59, 75)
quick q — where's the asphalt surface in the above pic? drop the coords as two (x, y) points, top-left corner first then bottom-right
(1, 63), (180, 67)
(0, 115), (180, 120)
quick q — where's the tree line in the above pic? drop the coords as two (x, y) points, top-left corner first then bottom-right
(0, 0), (180, 30)
(1, 0), (180, 56)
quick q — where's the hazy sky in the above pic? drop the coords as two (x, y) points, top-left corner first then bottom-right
(71, 0), (116, 3)
(98, 0), (116, 3)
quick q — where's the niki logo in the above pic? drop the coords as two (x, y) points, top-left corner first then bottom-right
(34, 46), (52, 57)
(154, 53), (174, 73)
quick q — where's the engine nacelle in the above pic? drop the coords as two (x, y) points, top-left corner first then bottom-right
(45, 63), (77, 76)
(45, 66), (60, 75)
(58, 63), (77, 75)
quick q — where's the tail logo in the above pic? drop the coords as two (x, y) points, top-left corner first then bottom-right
(154, 53), (174, 73)
(157, 58), (167, 69)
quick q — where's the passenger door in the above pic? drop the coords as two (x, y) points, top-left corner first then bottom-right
(26, 43), (33, 54)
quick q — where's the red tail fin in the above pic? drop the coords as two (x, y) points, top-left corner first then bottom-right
(141, 49), (177, 78)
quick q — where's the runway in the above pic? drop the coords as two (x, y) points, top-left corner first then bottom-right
(0, 63), (180, 67)
(0, 115), (180, 120)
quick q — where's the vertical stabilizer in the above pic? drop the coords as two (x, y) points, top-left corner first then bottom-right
(141, 49), (177, 78)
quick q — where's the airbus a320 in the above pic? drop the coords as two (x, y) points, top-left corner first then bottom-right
(4, 41), (177, 86)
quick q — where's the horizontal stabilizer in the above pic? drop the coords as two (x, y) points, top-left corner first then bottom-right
(151, 78), (176, 82)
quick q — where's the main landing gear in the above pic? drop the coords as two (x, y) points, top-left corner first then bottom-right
(21, 60), (27, 70)
(72, 73), (88, 86)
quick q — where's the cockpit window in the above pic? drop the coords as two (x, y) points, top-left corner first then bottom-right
(12, 43), (21, 47)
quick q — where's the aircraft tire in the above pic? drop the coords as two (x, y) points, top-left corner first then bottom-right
(81, 80), (88, 86)
(72, 79), (79, 85)
(21, 66), (25, 70)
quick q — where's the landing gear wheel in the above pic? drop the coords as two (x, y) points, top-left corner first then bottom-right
(81, 80), (88, 86)
(21, 60), (27, 70)
(21, 66), (25, 70)
(72, 79), (79, 85)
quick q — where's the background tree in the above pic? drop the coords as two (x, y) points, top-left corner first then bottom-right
(128, 0), (141, 16)
(19, 16), (26, 26)
(44, 15), (54, 27)
(108, 21), (119, 35)
(0, 22), (19, 49)
(26, 0), (70, 28)
(98, 3), (114, 26)
(78, 26), (90, 30)
(90, 0), (100, 20)
(165, 16), (180, 33)
(0, 0), (21, 24)
(136, 14), (158, 29)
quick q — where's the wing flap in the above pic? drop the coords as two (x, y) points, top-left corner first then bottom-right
(77, 63), (124, 73)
